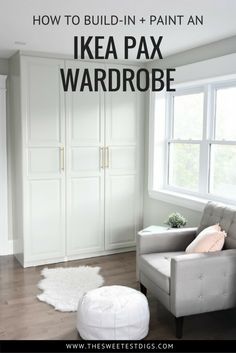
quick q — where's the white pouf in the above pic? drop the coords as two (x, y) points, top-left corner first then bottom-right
(77, 285), (150, 340)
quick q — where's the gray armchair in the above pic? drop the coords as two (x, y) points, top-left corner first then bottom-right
(137, 202), (236, 338)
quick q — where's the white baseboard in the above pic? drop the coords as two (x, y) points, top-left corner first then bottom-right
(8, 239), (14, 255)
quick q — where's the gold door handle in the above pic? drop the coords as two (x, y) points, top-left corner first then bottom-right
(60, 147), (65, 171)
(99, 147), (104, 169)
(105, 147), (109, 168)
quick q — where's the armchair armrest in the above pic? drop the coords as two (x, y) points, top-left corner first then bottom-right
(137, 227), (197, 255)
(136, 227), (197, 280)
(170, 249), (236, 317)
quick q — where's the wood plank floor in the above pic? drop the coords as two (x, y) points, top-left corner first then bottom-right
(0, 251), (236, 340)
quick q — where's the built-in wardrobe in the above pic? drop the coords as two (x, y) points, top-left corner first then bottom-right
(9, 53), (144, 267)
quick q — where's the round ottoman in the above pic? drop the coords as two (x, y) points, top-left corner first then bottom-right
(77, 285), (150, 340)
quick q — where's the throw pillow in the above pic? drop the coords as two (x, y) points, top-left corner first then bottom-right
(185, 224), (227, 253)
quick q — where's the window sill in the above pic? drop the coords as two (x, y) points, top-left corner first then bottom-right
(148, 189), (207, 212)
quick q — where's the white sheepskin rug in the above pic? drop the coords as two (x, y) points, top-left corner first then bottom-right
(37, 266), (104, 312)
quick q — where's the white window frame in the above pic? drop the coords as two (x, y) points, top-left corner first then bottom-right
(148, 74), (236, 211)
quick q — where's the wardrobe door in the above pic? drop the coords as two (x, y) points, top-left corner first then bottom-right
(66, 61), (105, 256)
(105, 66), (140, 250)
(22, 56), (66, 264)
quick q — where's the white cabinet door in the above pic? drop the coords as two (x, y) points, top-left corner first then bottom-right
(105, 66), (140, 250)
(22, 57), (66, 263)
(65, 61), (105, 256)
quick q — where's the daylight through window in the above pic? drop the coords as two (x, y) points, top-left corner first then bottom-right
(150, 79), (236, 204)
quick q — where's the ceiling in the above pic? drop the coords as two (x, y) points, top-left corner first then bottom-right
(0, 0), (236, 61)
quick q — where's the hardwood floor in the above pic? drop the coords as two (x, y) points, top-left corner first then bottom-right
(0, 251), (236, 340)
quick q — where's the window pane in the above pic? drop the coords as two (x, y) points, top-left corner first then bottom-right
(210, 145), (236, 199)
(215, 86), (236, 140)
(168, 143), (200, 191)
(173, 92), (204, 139)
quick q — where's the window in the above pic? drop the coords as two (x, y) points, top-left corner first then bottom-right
(168, 90), (204, 192)
(149, 77), (236, 206)
(210, 85), (236, 199)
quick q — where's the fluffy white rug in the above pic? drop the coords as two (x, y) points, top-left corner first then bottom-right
(37, 266), (104, 312)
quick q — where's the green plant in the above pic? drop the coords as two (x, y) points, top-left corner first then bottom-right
(165, 212), (187, 228)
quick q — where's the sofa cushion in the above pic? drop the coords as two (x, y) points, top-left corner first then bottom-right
(139, 252), (185, 294)
(198, 202), (236, 249)
(186, 224), (227, 253)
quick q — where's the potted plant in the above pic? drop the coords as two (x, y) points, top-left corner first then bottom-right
(165, 212), (187, 228)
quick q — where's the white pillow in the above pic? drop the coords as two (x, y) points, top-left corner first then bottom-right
(185, 224), (227, 253)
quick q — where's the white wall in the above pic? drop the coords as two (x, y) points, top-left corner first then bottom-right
(143, 36), (236, 228)
(0, 76), (8, 255)
(148, 34), (236, 70)
(0, 58), (8, 75)
(0, 58), (12, 249)
(0, 58), (13, 249)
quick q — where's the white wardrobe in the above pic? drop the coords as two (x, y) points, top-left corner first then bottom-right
(9, 53), (143, 267)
